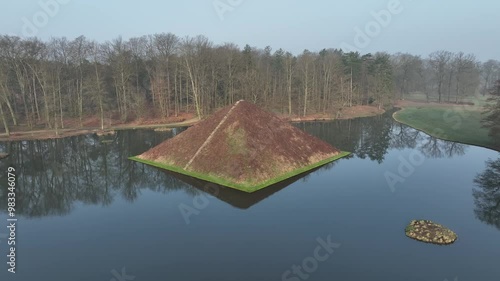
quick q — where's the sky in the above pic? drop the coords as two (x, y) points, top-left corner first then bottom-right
(1, 0), (499, 61)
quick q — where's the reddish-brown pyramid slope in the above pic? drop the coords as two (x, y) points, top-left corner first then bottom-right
(132, 100), (350, 192)
(136, 105), (233, 167)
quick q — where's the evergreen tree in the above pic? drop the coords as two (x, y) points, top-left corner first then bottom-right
(482, 79), (500, 143)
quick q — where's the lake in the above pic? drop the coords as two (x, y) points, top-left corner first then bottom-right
(0, 111), (499, 281)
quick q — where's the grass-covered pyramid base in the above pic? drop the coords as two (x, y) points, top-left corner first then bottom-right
(405, 220), (458, 245)
(130, 100), (350, 193)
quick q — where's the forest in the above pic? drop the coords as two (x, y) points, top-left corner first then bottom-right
(0, 33), (499, 135)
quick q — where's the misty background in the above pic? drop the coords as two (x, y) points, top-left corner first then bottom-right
(1, 0), (499, 61)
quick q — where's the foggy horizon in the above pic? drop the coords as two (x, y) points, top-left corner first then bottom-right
(1, 0), (499, 61)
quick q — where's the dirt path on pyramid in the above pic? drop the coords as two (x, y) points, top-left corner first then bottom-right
(184, 100), (242, 169)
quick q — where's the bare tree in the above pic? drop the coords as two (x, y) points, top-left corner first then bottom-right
(481, 60), (500, 96)
(429, 50), (452, 103)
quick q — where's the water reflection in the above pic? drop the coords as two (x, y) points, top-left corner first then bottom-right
(297, 111), (468, 161)
(473, 157), (500, 230)
(161, 163), (335, 209)
(295, 113), (393, 163)
(0, 130), (195, 217)
(0, 111), (485, 220)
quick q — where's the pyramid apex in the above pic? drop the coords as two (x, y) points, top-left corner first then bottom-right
(233, 99), (250, 108)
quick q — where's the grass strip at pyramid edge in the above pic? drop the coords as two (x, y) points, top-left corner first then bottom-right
(128, 151), (351, 193)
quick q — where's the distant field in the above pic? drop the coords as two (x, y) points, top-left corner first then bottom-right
(393, 106), (497, 151)
(403, 92), (492, 106)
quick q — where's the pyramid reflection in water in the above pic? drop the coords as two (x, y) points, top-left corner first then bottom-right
(161, 163), (334, 209)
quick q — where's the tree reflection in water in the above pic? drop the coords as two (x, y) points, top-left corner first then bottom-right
(0, 129), (196, 218)
(473, 157), (500, 230)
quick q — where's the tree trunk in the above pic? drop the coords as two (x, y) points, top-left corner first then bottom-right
(58, 74), (64, 129)
(185, 58), (202, 119)
(0, 102), (9, 136)
(95, 61), (105, 131)
(303, 67), (308, 117)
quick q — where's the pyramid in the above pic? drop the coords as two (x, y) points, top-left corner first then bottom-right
(130, 100), (350, 193)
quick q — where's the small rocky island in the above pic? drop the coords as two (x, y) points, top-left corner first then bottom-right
(405, 220), (458, 245)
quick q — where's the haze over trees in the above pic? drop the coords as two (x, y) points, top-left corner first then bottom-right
(482, 79), (500, 140)
(0, 33), (498, 135)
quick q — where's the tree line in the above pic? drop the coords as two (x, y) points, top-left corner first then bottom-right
(0, 33), (499, 135)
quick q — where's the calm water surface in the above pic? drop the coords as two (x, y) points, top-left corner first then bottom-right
(0, 112), (499, 281)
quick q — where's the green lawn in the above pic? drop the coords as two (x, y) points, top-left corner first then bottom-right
(393, 106), (497, 151)
(403, 92), (492, 106)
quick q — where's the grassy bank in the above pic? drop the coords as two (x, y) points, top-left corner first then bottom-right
(393, 106), (497, 151)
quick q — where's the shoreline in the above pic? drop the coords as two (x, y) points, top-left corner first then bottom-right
(0, 105), (385, 142)
(392, 105), (499, 152)
(0, 118), (201, 142)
